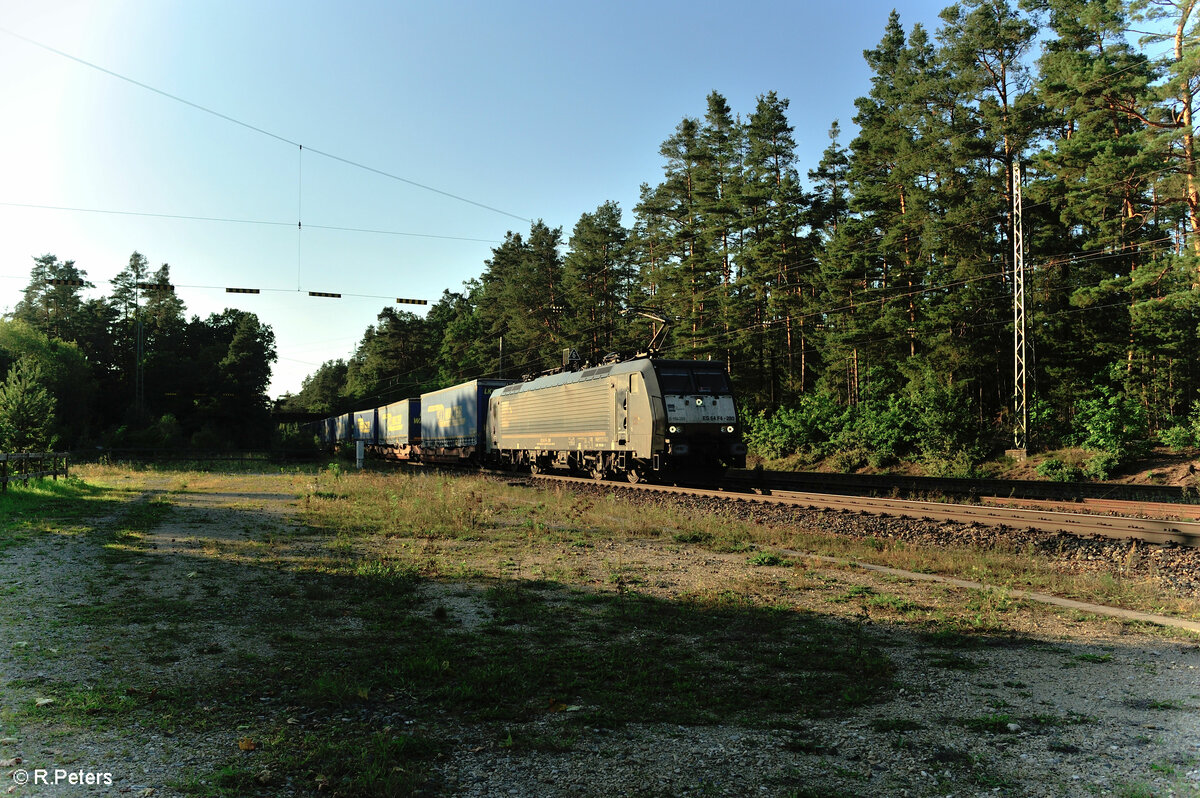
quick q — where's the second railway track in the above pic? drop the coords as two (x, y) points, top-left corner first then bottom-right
(529, 472), (1200, 548)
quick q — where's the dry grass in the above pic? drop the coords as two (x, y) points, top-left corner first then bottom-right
(285, 467), (1200, 628)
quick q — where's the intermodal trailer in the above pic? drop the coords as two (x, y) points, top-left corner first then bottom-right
(315, 416), (338, 447)
(419, 379), (511, 463)
(378, 398), (421, 459)
(352, 408), (379, 444)
(334, 413), (352, 443)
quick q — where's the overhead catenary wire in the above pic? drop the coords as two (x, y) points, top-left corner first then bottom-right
(0, 202), (501, 244)
(0, 26), (532, 225)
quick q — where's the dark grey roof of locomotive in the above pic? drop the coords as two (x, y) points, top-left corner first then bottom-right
(494, 358), (729, 397)
(494, 358), (651, 396)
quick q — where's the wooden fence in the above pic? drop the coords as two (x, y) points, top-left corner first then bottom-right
(0, 452), (70, 492)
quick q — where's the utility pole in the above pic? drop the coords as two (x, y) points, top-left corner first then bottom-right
(133, 280), (174, 421)
(134, 281), (145, 419)
(1009, 160), (1028, 458)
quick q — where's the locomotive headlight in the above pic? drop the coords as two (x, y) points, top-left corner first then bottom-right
(725, 425), (736, 433)
(668, 425), (679, 434)
(695, 398), (704, 406)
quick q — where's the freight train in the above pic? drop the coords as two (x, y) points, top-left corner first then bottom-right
(310, 356), (746, 482)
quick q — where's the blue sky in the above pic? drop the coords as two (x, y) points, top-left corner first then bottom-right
(0, 0), (953, 396)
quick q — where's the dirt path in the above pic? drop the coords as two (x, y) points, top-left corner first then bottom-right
(1, 471), (1199, 797)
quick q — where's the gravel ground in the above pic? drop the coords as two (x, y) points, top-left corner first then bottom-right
(1, 473), (1199, 797)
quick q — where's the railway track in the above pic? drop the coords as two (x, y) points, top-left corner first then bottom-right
(726, 468), (1200, 505)
(530, 472), (1200, 548)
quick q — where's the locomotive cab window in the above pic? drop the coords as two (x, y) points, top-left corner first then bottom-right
(692, 369), (731, 394)
(656, 367), (693, 394)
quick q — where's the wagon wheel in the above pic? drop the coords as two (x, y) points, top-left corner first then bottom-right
(590, 462), (607, 481)
(529, 461), (543, 476)
(625, 465), (643, 484)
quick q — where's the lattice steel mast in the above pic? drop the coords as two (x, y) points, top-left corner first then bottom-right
(1011, 161), (1028, 454)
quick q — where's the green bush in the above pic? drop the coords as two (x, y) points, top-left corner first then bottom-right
(833, 394), (915, 466)
(1036, 458), (1084, 482)
(829, 447), (868, 472)
(904, 367), (987, 466)
(745, 392), (846, 459)
(1072, 386), (1149, 463)
(1083, 451), (1120, 481)
(925, 451), (980, 478)
(1158, 424), (1195, 452)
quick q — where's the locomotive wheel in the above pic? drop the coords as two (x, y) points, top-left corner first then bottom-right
(625, 466), (642, 484)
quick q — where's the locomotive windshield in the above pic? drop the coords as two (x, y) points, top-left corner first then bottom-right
(656, 367), (693, 394)
(654, 363), (732, 395)
(692, 368), (731, 394)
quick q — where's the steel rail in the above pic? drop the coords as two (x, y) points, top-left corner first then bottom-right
(531, 473), (1200, 548)
(724, 469), (1199, 505)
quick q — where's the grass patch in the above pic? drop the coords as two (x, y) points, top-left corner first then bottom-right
(1125, 698), (1184, 711)
(927, 652), (983, 672)
(747, 551), (786, 567)
(180, 725), (441, 797)
(0, 477), (115, 546)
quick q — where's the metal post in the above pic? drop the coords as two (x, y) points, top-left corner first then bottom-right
(135, 316), (145, 418)
(1010, 160), (1028, 457)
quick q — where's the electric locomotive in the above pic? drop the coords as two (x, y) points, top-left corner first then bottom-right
(487, 355), (745, 482)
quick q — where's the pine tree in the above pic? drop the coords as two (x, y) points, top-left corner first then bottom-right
(13, 254), (93, 342)
(639, 117), (718, 358)
(740, 92), (809, 402)
(1030, 0), (1169, 426)
(840, 12), (921, 400)
(562, 201), (632, 364)
(694, 92), (746, 370)
(1129, 0), (1199, 265)
(932, 0), (1038, 425)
